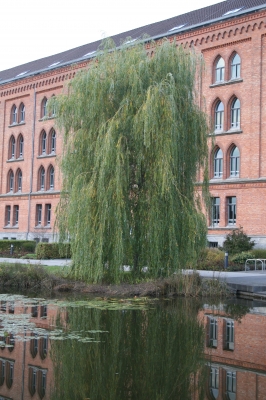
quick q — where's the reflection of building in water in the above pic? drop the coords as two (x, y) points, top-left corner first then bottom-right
(199, 304), (266, 400)
(0, 298), (56, 399)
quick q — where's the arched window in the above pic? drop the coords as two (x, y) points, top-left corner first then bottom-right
(50, 129), (56, 153)
(11, 105), (17, 124)
(6, 361), (14, 389)
(231, 98), (240, 129)
(39, 336), (48, 360)
(230, 146), (240, 177)
(40, 131), (47, 155)
(41, 97), (47, 118)
(17, 134), (24, 158)
(215, 101), (224, 131)
(51, 94), (56, 117)
(9, 136), (15, 159)
(48, 166), (54, 190)
(28, 367), (37, 396)
(8, 170), (14, 192)
(17, 169), (22, 191)
(0, 359), (5, 386)
(209, 367), (219, 399)
(19, 103), (25, 122)
(214, 148), (223, 178)
(39, 167), (45, 190)
(30, 333), (38, 358)
(231, 53), (241, 79)
(215, 57), (225, 82)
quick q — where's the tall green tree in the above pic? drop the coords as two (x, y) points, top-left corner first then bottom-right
(54, 39), (209, 283)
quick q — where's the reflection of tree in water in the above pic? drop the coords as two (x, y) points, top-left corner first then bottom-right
(51, 300), (206, 400)
(224, 303), (250, 323)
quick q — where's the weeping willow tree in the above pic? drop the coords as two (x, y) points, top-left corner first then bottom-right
(54, 38), (209, 283)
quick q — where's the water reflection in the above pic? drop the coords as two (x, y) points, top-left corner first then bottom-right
(51, 299), (205, 400)
(201, 300), (266, 400)
(0, 294), (265, 399)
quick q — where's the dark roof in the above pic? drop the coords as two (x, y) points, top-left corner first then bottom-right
(1, 0), (266, 85)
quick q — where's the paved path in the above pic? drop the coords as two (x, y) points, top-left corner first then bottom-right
(186, 269), (266, 295)
(0, 257), (71, 267)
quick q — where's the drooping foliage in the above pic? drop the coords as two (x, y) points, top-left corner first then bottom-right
(54, 38), (209, 283)
(50, 300), (206, 400)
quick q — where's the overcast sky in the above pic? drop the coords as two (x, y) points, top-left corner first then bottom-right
(0, 0), (221, 72)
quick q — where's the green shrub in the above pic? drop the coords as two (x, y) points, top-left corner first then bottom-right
(0, 240), (36, 256)
(36, 243), (71, 259)
(252, 249), (266, 259)
(223, 227), (255, 255)
(230, 251), (255, 265)
(196, 248), (225, 270)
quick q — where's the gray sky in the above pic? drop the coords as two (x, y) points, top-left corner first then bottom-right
(0, 0), (221, 72)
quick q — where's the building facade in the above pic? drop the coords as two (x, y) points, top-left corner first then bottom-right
(0, 0), (266, 245)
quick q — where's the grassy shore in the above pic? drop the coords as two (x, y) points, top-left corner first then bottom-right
(0, 263), (229, 298)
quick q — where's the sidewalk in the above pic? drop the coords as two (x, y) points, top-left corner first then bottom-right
(185, 269), (266, 295)
(0, 257), (71, 267)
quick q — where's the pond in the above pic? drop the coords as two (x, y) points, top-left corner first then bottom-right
(0, 293), (265, 400)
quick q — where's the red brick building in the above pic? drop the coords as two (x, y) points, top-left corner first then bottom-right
(0, 0), (266, 245)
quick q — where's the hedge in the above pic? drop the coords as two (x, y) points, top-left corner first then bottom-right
(36, 243), (71, 259)
(0, 240), (36, 254)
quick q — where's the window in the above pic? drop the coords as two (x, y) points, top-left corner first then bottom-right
(13, 205), (19, 226)
(51, 95), (56, 117)
(19, 103), (25, 122)
(8, 170), (14, 192)
(208, 317), (218, 347)
(40, 305), (47, 318)
(5, 206), (11, 226)
(227, 197), (236, 225)
(0, 301), (6, 312)
(214, 148), (223, 178)
(31, 304), (38, 318)
(11, 105), (17, 124)
(45, 204), (51, 226)
(28, 367), (37, 396)
(215, 101), (224, 131)
(9, 136), (15, 159)
(6, 361), (14, 389)
(41, 97), (47, 118)
(225, 319), (234, 350)
(48, 166), (54, 190)
(215, 57), (225, 82)
(36, 204), (42, 226)
(18, 135), (24, 158)
(30, 333), (38, 358)
(211, 198), (220, 226)
(17, 169), (22, 191)
(39, 336), (48, 360)
(39, 167), (45, 191)
(231, 53), (241, 80)
(38, 369), (47, 399)
(209, 367), (219, 399)
(230, 146), (240, 177)
(41, 131), (47, 154)
(231, 98), (240, 129)
(0, 360), (5, 386)
(50, 129), (56, 153)
(209, 241), (218, 248)
(226, 371), (236, 400)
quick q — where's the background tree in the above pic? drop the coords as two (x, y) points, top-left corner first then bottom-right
(223, 226), (255, 255)
(54, 39), (209, 283)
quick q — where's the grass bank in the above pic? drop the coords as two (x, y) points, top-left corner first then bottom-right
(0, 263), (229, 298)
